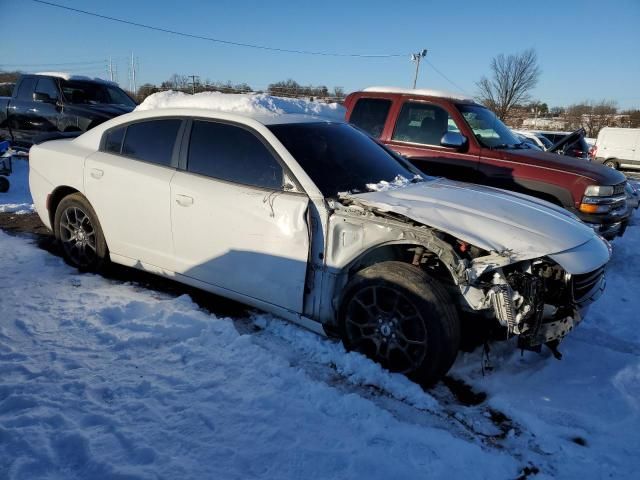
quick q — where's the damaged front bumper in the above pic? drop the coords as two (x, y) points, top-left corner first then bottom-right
(518, 269), (606, 348)
(476, 259), (607, 351)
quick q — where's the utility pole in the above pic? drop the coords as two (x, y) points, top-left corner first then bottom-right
(189, 75), (200, 94)
(411, 49), (428, 89)
(130, 52), (137, 94)
(108, 56), (113, 82)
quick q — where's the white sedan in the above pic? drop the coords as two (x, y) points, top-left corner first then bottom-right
(29, 107), (610, 383)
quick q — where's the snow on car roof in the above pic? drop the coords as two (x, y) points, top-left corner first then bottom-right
(34, 72), (118, 86)
(135, 90), (345, 122)
(363, 86), (473, 102)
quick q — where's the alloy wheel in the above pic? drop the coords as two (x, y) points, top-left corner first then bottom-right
(344, 285), (428, 373)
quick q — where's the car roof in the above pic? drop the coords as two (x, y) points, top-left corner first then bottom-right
(116, 108), (337, 125)
(362, 86), (474, 102)
(72, 108), (341, 150)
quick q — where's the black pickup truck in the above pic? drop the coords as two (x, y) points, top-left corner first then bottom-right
(0, 73), (136, 148)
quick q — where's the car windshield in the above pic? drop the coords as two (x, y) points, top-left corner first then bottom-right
(268, 122), (422, 198)
(60, 80), (136, 107)
(456, 104), (522, 149)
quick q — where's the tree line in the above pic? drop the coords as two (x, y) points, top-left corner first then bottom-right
(475, 49), (639, 135)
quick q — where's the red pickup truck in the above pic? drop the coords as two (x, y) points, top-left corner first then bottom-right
(344, 87), (630, 239)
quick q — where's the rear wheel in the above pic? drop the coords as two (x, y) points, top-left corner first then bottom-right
(339, 261), (460, 385)
(54, 194), (109, 272)
(604, 159), (618, 169)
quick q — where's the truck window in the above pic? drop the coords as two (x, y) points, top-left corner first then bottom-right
(392, 102), (454, 146)
(16, 78), (37, 100)
(349, 98), (391, 138)
(35, 78), (60, 101)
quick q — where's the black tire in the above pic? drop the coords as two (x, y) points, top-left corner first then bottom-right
(339, 261), (461, 385)
(0, 176), (9, 193)
(54, 193), (109, 272)
(604, 159), (618, 169)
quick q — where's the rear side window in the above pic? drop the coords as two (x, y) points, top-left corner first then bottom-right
(187, 120), (283, 190)
(349, 98), (391, 138)
(121, 119), (181, 166)
(16, 78), (37, 100)
(103, 127), (125, 154)
(392, 102), (454, 146)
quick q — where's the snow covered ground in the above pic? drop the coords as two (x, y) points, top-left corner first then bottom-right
(0, 155), (33, 214)
(1, 159), (639, 479)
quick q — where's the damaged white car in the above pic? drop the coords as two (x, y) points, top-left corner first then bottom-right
(29, 108), (610, 384)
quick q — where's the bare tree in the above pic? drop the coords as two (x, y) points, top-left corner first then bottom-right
(477, 49), (541, 121)
(565, 100), (617, 137)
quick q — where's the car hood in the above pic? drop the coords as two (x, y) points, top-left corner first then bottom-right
(346, 178), (599, 260)
(483, 147), (626, 185)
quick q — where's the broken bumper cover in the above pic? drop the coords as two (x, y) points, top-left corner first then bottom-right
(520, 273), (606, 347)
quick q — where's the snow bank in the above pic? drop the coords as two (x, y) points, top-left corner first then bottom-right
(136, 90), (345, 121)
(0, 156), (34, 214)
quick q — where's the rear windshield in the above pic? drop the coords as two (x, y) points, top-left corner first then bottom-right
(268, 122), (420, 197)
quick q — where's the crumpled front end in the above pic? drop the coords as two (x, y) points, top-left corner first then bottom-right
(480, 260), (606, 350)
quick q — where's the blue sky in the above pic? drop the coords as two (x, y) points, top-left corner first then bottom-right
(3, 0), (640, 108)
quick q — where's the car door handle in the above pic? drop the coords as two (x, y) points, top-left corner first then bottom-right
(90, 168), (104, 179)
(175, 194), (194, 207)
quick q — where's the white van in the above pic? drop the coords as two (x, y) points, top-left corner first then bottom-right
(593, 127), (640, 169)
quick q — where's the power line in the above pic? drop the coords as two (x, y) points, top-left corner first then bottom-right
(32, 0), (407, 58)
(424, 59), (470, 95)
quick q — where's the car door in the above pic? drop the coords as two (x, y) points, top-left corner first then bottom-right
(25, 78), (63, 140)
(386, 101), (480, 183)
(84, 118), (183, 271)
(7, 77), (38, 144)
(170, 119), (310, 313)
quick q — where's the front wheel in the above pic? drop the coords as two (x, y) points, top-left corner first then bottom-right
(54, 193), (109, 272)
(339, 261), (460, 385)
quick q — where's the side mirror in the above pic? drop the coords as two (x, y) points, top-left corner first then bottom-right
(440, 131), (467, 150)
(33, 92), (57, 103)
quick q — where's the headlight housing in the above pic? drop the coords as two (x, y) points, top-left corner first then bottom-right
(579, 185), (626, 214)
(584, 185), (614, 197)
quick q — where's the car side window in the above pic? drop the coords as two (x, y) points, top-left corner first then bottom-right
(103, 126), (125, 154)
(35, 78), (59, 101)
(187, 120), (283, 190)
(392, 102), (455, 146)
(16, 78), (37, 100)
(121, 119), (181, 167)
(349, 98), (392, 138)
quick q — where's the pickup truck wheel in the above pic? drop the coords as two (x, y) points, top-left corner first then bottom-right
(604, 160), (618, 169)
(339, 261), (460, 385)
(54, 194), (109, 272)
